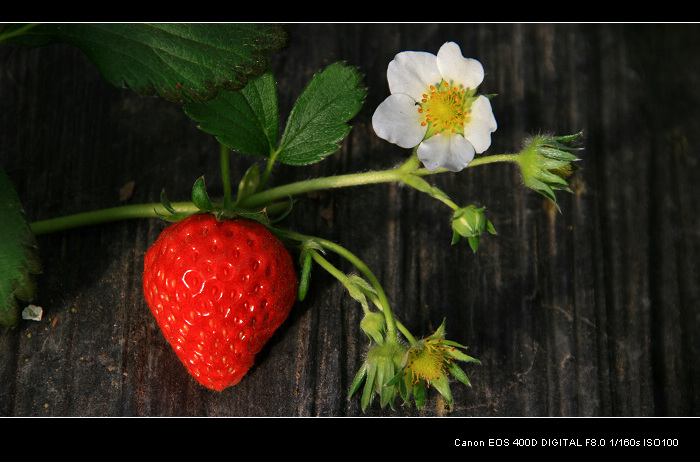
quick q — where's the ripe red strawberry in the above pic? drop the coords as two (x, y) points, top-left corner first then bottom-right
(142, 214), (297, 391)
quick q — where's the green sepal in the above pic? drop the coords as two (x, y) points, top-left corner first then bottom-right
(385, 369), (403, 387)
(360, 360), (377, 412)
(234, 164), (261, 206)
(413, 379), (427, 408)
(548, 131), (585, 145)
(430, 373), (453, 404)
(348, 362), (368, 401)
(159, 188), (176, 214)
(448, 362), (472, 387)
(191, 176), (215, 212)
(155, 211), (197, 223)
(451, 229), (458, 246)
(536, 146), (582, 162)
(153, 188), (189, 222)
(297, 250), (313, 302)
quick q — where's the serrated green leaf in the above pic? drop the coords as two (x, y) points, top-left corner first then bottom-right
(184, 70), (279, 157)
(0, 165), (41, 328)
(276, 61), (366, 166)
(0, 23), (289, 102)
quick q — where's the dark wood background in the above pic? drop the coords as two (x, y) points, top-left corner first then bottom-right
(1, 23), (699, 418)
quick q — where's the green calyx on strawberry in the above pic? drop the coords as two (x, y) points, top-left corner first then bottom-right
(143, 175), (298, 391)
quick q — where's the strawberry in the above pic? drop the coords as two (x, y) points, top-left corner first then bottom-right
(142, 214), (298, 391)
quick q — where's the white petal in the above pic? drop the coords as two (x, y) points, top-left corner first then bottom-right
(436, 42), (484, 90)
(463, 95), (498, 153)
(417, 133), (476, 172)
(387, 50), (441, 101)
(372, 93), (426, 149)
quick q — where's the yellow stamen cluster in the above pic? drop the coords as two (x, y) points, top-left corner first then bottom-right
(418, 80), (471, 137)
(405, 338), (452, 386)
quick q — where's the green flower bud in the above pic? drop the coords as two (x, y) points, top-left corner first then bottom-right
(451, 205), (497, 251)
(360, 311), (387, 345)
(348, 340), (409, 411)
(516, 132), (583, 208)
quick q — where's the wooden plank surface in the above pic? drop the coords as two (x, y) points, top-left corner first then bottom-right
(1, 23), (699, 417)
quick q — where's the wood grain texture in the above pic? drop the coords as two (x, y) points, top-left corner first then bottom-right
(1, 23), (699, 417)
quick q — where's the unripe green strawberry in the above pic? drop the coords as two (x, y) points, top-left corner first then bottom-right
(142, 214), (297, 391)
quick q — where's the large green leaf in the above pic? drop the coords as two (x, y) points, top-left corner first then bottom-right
(277, 61), (366, 166)
(0, 166), (41, 328)
(0, 23), (289, 102)
(183, 70), (279, 157)
(184, 61), (366, 166)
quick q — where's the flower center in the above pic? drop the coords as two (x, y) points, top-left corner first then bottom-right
(418, 80), (474, 138)
(407, 340), (447, 384)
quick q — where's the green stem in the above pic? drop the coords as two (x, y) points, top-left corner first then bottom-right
(412, 153), (520, 176)
(275, 227), (417, 343)
(306, 248), (416, 344)
(30, 201), (199, 236)
(220, 144), (232, 211)
(239, 152), (517, 210)
(313, 238), (395, 337)
(470, 153), (520, 166)
(28, 152), (516, 237)
(238, 168), (408, 210)
(260, 154), (277, 192)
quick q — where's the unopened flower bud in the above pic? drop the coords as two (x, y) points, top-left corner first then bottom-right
(360, 311), (387, 345)
(516, 132), (583, 207)
(451, 205), (496, 251)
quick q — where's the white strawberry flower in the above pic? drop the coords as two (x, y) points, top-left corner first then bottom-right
(372, 42), (497, 172)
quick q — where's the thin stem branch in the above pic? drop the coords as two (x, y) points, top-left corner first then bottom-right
(290, 238), (416, 344)
(238, 168), (407, 209)
(28, 152), (517, 238)
(220, 144), (232, 211)
(29, 201), (199, 236)
(274, 227), (407, 343)
(308, 248), (417, 344)
(412, 153), (520, 176)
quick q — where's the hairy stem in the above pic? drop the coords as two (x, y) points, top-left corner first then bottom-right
(30, 202), (199, 236)
(412, 153), (520, 176)
(29, 152), (516, 236)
